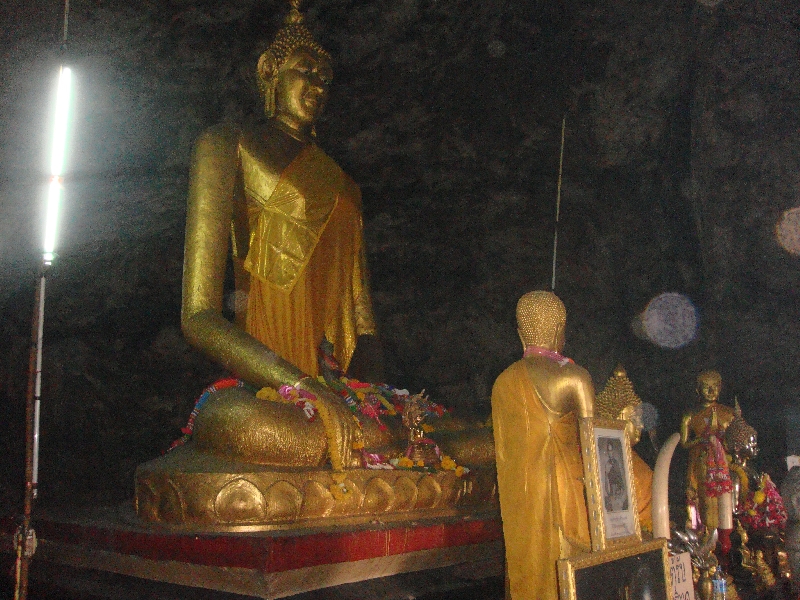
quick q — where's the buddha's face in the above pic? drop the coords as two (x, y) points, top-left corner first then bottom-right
(274, 48), (332, 131)
(742, 434), (759, 459)
(696, 372), (721, 405)
(621, 404), (644, 446)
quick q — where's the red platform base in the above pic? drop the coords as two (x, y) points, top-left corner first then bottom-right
(1, 506), (503, 599)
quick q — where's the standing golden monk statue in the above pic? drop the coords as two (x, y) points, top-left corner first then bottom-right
(491, 291), (594, 600)
(492, 294), (654, 599)
(681, 370), (735, 549)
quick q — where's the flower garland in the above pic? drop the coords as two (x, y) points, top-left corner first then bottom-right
(256, 379), (358, 474)
(171, 363), (466, 479)
(169, 378), (248, 451)
(738, 473), (787, 531)
(523, 345), (574, 366)
(704, 432), (733, 497)
(389, 453), (469, 477)
(318, 344), (449, 427)
(256, 385), (317, 421)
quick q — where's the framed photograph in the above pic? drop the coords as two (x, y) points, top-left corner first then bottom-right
(557, 538), (671, 600)
(579, 418), (641, 551)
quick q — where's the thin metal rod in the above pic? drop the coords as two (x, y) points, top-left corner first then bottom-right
(551, 116), (566, 290)
(62, 0), (70, 45)
(15, 269), (46, 600)
(32, 275), (46, 487)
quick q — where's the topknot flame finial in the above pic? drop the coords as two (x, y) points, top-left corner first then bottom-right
(286, 0), (304, 24)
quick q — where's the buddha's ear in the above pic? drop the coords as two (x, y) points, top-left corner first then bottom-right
(257, 51), (278, 117)
(257, 51), (278, 83)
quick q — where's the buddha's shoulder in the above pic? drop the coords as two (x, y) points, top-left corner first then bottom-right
(194, 122), (302, 158)
(496, 358), (591, 386)
(195, 123), (244, 149)
(306, 145), (362, 205)
(494, 359), (530, 383)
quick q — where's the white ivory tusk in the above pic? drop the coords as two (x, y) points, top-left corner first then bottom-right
(719, 491), (733, 530)
(653, 432), (681, 539)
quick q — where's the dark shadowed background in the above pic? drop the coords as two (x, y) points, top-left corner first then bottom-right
(0, 0), (798, 512)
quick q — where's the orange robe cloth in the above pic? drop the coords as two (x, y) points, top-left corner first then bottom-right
(633, 451), (653, 533)
(491, 359), (591, 600)
(242, 144), (375, 377)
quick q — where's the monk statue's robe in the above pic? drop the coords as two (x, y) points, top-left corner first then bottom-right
(492, 359), (591, 600)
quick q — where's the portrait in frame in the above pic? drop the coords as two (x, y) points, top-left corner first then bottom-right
(579, 417), (641, 551)
(557, 538), (671, 600)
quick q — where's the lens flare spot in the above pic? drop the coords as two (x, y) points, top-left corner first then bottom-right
(776, 207), (800, 256)
(641, 292), (698, 349)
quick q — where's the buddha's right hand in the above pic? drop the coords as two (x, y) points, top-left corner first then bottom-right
(296, 377), (361, 469)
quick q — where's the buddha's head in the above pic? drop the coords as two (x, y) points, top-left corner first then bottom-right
(724, 400), (758, 461)
(516, 291), (566, 353)
(596, 365), (644, 445)
(257, 0), (332, 133)
(696, 370), (722, 405)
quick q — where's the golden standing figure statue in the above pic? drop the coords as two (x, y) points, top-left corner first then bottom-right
(681, 370), (735, 548)
(491, 291), (594, 600)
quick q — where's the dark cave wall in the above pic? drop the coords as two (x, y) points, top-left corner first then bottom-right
(688, 0), (800, 471)
(0, 0), (798, 507)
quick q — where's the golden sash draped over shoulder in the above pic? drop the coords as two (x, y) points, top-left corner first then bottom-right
(239, 142), (376, 377)
(492, 359), (591, 600)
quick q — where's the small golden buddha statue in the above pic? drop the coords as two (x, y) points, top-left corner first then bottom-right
(724, 402), (788, 590)
(402, 391), (439, 466)
(492, 291), (594, 600)
(681, 370), (736, 545)
(595, 364), (653, 531)
(724, 400), (759, 515)
(135, 0), (495, 528)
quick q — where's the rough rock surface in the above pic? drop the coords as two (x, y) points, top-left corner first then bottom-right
(0, 0), (798, 512)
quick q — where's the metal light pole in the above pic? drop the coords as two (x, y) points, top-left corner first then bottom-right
(14, 4), (73, 596)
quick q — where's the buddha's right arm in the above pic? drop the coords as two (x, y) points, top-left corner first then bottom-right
(181, 125), (301, 389)
(679, 414), (693, 448)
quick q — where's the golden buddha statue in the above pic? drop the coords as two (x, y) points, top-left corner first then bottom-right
(724, 400), (760, 515)
(724, 402), (789, 590)
(182, 0), (373, 470)
(595, 364), (653, 531)
(680, 370), (735, 545)
(135, 0), (495, 528)
(491, 291), (594, 600)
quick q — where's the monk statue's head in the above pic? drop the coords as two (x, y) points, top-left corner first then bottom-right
(257, 0), (332, 129)
(696, 369), (722, 405)
(516, 291), (566, 353)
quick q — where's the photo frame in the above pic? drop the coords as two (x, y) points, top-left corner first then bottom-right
(579, 417), (641, 551)
(557, 538), (671, 600)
